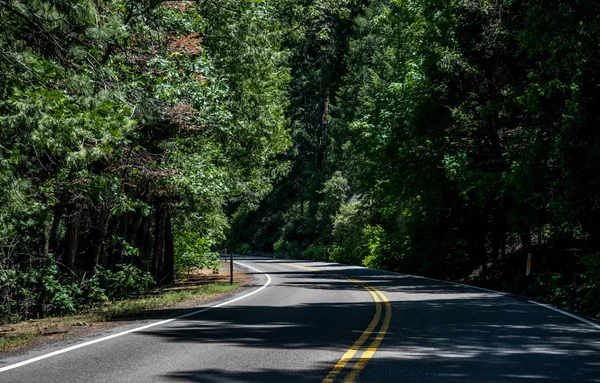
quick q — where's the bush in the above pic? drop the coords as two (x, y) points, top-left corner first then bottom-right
(273, 238), (285, 254)
(235, 243), (252, 255)
(361, 225), (390, 270)
(315, 172), (349, 240)
(273, 238), (301, 258)
(526, 271), (568, 303)
(174, 232), (220, 273)
(90, 264), (155, 301)
(328, 201), (370, 265)
(582, 253), (600, 318)
(30, 256), (80, 316)
(302, 245), (331, 261)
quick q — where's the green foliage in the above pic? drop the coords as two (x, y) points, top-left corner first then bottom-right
(1, 255), (155, 319)
(302, 245), (331, 261)
(3, 0), (600, 322)
(273, 238), (286, 255)
(0, 0), (291, 322)
(315, 172), (349, 239)
(527, 272), (568, 303)
(226, 0), (600, 319)
(582, 253), (600, 317)
(235, 243), (252, 256)
(273, 238), (301, 258)
(90, 265), (155, 301)
(174, 231), (220, 273)
(361, 225), (390, 270)
(91, 282), (243, 321)
(36, 257), (80, 315)
(328, 201), (370, 265)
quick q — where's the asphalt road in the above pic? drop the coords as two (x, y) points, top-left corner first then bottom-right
(1, 256), (599, 382)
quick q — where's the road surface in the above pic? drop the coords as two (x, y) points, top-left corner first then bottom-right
(1, 256), (599, 382)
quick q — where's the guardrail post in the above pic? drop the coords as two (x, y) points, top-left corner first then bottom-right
(230, 252), (233, 285)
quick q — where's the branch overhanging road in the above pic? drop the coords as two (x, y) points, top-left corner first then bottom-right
(1, 256), (599, 382)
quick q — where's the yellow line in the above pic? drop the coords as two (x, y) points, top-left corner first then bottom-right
(284, 263), (321, 273)
(342, 288), (392, 383)
(322, 284), (381, 383)
(283, 263), (391, 383)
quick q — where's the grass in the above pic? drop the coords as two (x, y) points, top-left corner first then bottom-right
(90, 282), (243, 321)
(0, 332), (37, 351)
(0, 279), (244, 352)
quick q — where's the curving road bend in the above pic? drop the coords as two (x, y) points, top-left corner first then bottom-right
(1, 256), (599, 382)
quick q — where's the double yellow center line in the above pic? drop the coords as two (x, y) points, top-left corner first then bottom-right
(284, 263), (392, 382)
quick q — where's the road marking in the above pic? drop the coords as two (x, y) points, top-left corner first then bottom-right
(527, 300), (600, 330)
(322, 283), (382, 383)
(284, 263), (321, 273)
(410, 271), (600, 331)
(342, 287), (392, 383)
(0, 261), (270, 373)
(283, 262), (392, 382)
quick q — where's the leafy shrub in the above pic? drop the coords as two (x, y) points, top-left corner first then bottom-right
(361, 225), (390, 270)
(328, 201), (370, 265)
(527, 271), (568, 303)
(91, 264), (155, 300)
(582, 253), (600, 317)
(80, 277), (110, 305)
(315, 172), (349, 240)
(2, 255), (156, 320)
(174, 232), (220, 272)
(235, 243), (252, 255)
(273, 238), (285, 254)
(302, 245), (331, 261)
(16, 255), (81, 317)
(204, 252), (221, 272)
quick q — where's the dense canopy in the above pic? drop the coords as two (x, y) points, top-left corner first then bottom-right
(2, 0), (599, 322)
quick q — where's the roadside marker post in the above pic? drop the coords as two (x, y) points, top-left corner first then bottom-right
(230, 252), (234, 285)
(526, 253), (532, 276)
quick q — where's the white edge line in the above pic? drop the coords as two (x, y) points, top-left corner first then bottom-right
(527, 300), (600, 330)
(0, 260), (271, 373)
(323, 260), (600, 331)
(408, 273), (600, 331)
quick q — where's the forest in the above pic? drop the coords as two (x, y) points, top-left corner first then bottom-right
(1, 0), (600, 323)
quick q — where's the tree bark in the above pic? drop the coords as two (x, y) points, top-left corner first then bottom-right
(135, 215), (151, 269)
(111, 212), (129, 266)
(88, 206), (110, 270)
(49, 203), (64, 254)
(65, 204), (82, 270)
(152, 200), (167, 282)
(315, 58), (330, 170)
(164, 214), (175, 284)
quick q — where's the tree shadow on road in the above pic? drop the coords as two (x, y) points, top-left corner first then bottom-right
(136, 266), (600, 382)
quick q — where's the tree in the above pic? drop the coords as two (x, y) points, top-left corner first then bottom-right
(0, 0), (290, 320)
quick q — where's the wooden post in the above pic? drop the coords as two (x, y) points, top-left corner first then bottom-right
(230, 252), (233, 285)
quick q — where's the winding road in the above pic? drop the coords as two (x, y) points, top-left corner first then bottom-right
(1, 256), (599, 382)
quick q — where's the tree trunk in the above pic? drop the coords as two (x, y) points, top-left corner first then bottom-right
(127, 209), (145, 245)
(135, 215), (151, 269)
(152, 200), (167, 282)
(89, 206), (110, 270)
(315, 59), (330, 170)
(164, 214), (175, 284)
(42, 215), (51, 259)
(111, 212), (129, 266)
(65, 204), (82, 271)
(49, 203), (64, 255)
